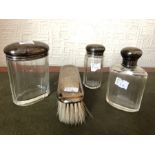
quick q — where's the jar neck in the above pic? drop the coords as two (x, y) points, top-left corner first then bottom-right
(122, 59), (138, 68)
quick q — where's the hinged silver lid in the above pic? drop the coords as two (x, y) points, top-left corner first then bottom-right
(4, 41), (49, 61)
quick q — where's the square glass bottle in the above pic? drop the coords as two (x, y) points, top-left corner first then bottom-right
(106, 47), (148, 112)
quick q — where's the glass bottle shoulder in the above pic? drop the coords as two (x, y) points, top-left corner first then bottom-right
(110, 64), (148, 78)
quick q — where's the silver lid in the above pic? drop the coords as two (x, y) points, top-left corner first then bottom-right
(4, 41), (49, 61)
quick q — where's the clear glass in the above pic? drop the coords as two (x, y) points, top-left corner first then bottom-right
(83, 54), (103, 89)
(106, 64), (148, 112)
(6, 56), (50, 106)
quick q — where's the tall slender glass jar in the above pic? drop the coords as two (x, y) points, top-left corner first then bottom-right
(83, 44), (105, 89)
(4, 41), (50, 106)
(106, 47), (148, 112)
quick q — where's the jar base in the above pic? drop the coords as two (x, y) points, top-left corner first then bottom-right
(13, 91), (49, 106)
(83, 82), (101, 89)
(106, 97), (139, 112)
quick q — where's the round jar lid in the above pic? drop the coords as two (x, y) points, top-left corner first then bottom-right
(121, 47), (142, 67)
(121, 47), (142, 60)
(86, 44), (105, 56)
(4, 41), (49, 61)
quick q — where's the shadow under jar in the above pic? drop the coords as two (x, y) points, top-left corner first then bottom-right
(4, 41), (50, 106)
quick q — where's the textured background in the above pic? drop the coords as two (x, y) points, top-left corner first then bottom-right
(0, 19), (155, 67)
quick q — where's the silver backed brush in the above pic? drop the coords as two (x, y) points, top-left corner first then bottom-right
(57, 65), (86, 125)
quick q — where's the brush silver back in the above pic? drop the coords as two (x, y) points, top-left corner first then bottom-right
(57, 65), (84, 103)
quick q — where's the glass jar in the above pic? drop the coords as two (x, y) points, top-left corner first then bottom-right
(106, 47), (148, 112)
(4, 41), (50, 106)
(83, 44), (105, 89)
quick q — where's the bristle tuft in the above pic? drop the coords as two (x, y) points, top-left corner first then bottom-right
(57, 100), (85, 125)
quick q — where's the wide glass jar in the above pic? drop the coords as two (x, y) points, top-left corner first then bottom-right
(4, 41), (50, 106)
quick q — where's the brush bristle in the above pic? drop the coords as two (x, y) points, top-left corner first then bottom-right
(57, 100), (86, 125)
